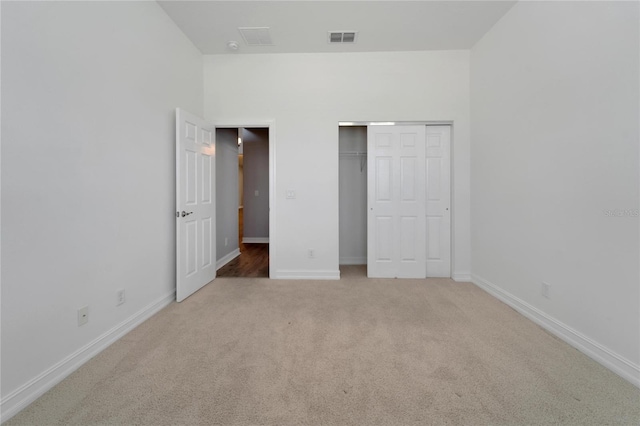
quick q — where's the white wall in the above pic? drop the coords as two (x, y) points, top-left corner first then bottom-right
(471, 1), (639, 385)
(242, 128), (270, 241)
(204, 51), (470, 279)
(239, 159), (244, 208)
(215, 128), (240, 264)
(339, 126), (367, 264)
(0, 1), (203, 418)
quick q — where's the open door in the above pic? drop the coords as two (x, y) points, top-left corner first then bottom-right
(176, 108), (216, 302)
(367, 125), (426, 278)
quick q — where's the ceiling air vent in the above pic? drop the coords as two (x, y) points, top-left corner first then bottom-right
(328, 31), (358, 44)
(238, 27), (273, 46)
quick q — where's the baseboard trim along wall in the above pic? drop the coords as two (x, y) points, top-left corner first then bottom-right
(339, 257), (366, 265)
(452, 272), (471, 282)
(242, 237), (269, 244)
(0, 291), (176, 422)
(275, 270), (341, 280)
(471, 274), (640, 388)
(216, 249), (240, 270)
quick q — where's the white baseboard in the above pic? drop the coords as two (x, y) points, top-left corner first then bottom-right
(471, 274), (640, 388)
(275, 270), (341, 280)
(216, 249), (240, 270)
(0, 291), (176, 423)
(452, 272), (471, 282)
(339, 257), (366, 265)
(242, 237), (269, 244)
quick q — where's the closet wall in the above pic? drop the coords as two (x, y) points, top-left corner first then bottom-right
(339, 126), (367, 264)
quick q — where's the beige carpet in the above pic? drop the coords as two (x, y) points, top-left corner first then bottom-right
(7, 266), (640, 425)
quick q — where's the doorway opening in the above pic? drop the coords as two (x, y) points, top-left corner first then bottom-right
(216, 127), (270, 278)
(338, 126), (368, 278)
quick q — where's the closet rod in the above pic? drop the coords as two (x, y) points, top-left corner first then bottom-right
(339, 151), (367, 172)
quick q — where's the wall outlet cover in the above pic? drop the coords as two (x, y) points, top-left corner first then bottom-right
(78, 306), (89, 326)
(117, 289), (126, 306)
(541, 282), (550, 299)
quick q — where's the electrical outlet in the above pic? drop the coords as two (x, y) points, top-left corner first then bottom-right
(254, 190), (259, 197)
(308, 249), (315, 259)
(77, 306), (89, 326)
(117, 289), (126, 306)
(541, 282), (550, 299)
(225, 237), (228, 247)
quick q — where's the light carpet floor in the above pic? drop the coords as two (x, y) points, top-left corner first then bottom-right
(7, 266), (640, 425)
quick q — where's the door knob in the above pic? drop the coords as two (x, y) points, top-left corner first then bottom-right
(181, 211), (193, 217)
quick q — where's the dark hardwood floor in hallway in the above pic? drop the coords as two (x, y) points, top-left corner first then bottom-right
(217, 243), (268, 277)
(217, 207), (269, 278)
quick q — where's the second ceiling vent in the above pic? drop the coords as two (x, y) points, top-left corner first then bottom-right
(238, 27), (273, 46)
(328, 31), (358, 44)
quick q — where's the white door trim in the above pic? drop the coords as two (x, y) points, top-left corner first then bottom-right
(212, 120), (276, 278)
(340, 121), (454, 127)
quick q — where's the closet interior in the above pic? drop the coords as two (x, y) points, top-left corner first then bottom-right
(338, 126), (367, 265)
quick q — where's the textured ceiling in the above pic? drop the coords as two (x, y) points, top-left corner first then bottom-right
(158, 1), (517, 54)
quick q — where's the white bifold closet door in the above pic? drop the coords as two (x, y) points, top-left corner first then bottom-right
(367, 125), (426, 278)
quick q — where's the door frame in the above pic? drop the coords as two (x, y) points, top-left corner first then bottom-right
(213, 120), (276, 278)
(338, 120), (454, 277)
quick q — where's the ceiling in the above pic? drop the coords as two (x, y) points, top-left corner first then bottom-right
(158, 1), (517, 55)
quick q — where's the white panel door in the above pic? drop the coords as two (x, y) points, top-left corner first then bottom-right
(425, 126), (451, 277)
(367, 125), (426, 278)
(176, 109), (216, 302)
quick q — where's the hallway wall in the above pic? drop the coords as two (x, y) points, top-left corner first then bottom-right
(216, 128), (240, 264)
(242, 128), (270, 242)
